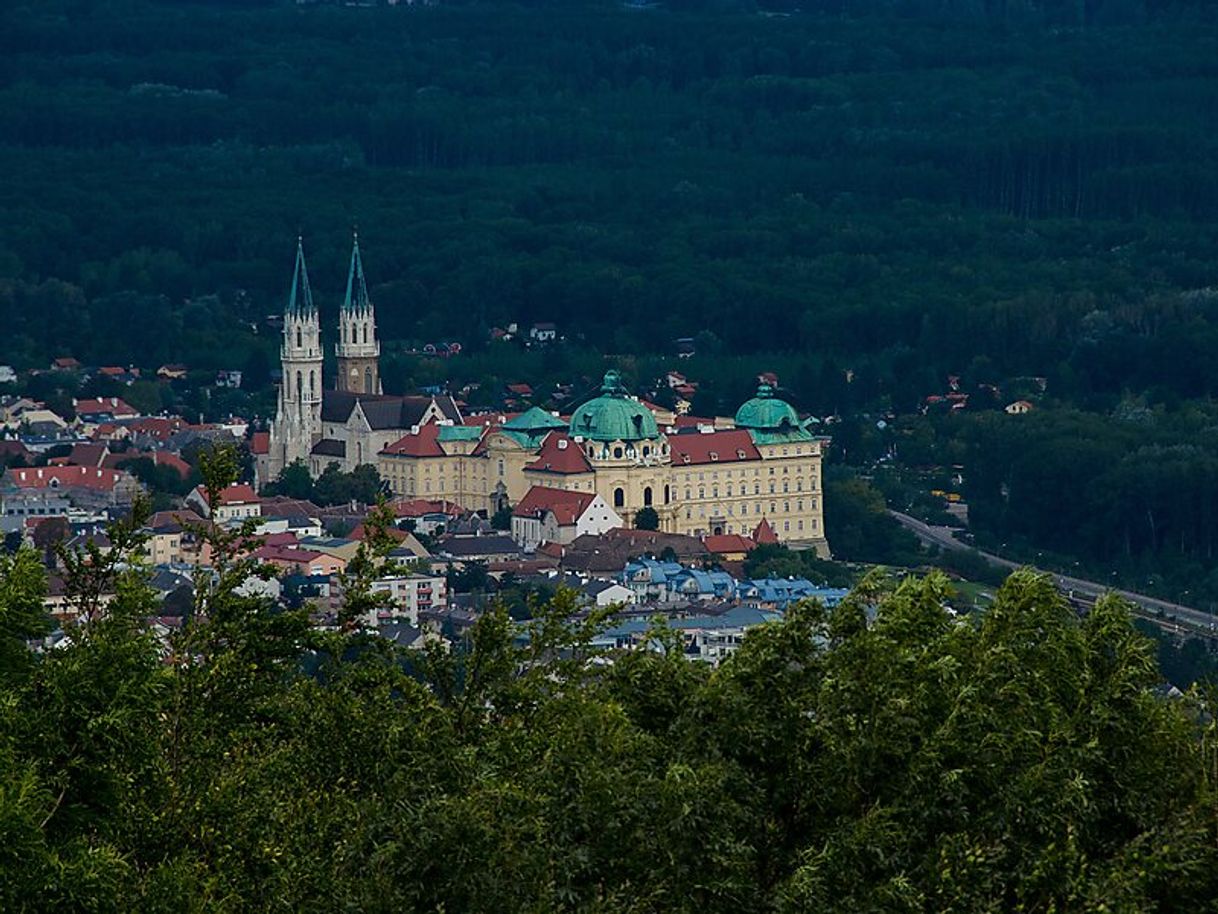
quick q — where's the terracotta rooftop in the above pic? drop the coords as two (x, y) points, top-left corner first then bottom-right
(513, 485), (598, 526)
(523, 432), (592, 475)
(668, 429), (760, 466)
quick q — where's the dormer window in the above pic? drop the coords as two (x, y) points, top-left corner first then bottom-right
(709, 452), (718, 461)
(736, 449), (746, 459)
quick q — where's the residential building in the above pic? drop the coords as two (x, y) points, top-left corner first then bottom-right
(510, 485), (621, 549)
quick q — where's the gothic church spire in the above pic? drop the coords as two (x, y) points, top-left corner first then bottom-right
(287, 236), (316, 317)
(342, 231), (371, 315)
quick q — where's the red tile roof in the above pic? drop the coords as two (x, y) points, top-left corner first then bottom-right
(126, 417), (187, 442)
(753, 518), (779, 544)
(67, 442), (109, 467)
(75, 397), (139, 418)
(0, 440), (32, 460)
(392, 498), (465, 518)
(260, 532), (300, 547)
(513, 485), (598, 526)
(249, 431), (270, 455)
(193, 483), (258, 505)
(7, 465), (128, 492)
(523, 432), (592, 475)
(703, 533), (757, 555)
(668, 429), (760, 466)
(381, 422), (444, 458)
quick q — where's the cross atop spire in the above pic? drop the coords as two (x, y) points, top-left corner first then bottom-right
(286, 236), (316, 317)
(342, 231), (371, 315)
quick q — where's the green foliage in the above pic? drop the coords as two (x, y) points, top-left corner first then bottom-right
(264, 460), (386, 506)
(3, 494), (1218, 910)
(744, 542), (855, 587)
(824, 467), (924, 566)
(634, 505), (660, 530)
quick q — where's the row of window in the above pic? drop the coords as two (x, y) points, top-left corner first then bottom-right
(683, 499), (817, 519)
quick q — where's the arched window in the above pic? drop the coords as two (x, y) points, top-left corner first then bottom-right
(643, 486), (653, 506)
(309, 370), (316, 397)
(365, 367), (373, 393)
(664, 484), (670, 504)
(295, 371), (302, 413)
(614, 487), (625, 508)
(296, 327), (302, 348)
(614, 447), (623, 459)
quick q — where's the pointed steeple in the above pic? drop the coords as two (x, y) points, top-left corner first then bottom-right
(287, 236), (316, 316)
(342, 231), (371, 315)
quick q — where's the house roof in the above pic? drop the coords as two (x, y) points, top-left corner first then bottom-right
(75, 397), (139, 418)
(753, 518), (779, 544)
(6, 466), (128, 492)
(523, 432), (593, 475)
(703, 533), (757, 555)
(668, 429), (760, 466)
(259, 495), (323, 519)
(66, 442), (109, 467)
(513, 485), (598, 526)
(382, 422), (444, 458)
(193, 483), (258, 505)
(0, 440), (32, 460)
(249, 431), (270, 455)
(392, 498), (465, 518)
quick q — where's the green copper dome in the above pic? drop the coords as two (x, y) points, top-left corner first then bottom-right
(735, 383), (801, 431)
(570, 371), (660, 442)
(503, 406), (567, 433)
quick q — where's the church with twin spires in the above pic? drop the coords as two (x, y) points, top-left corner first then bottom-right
(262, 236), (463, 483)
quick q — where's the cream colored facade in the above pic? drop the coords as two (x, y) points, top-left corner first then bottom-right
(378, 387), (829, 555)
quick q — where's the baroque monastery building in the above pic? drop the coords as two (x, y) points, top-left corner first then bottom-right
(264, 240), (829, 554)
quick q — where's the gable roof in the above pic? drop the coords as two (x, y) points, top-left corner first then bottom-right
(703, 533), (758, 555)
(382, 422), (445, 458)
(512, 485), (598, 526)
(668, 429), (760, 466)
(74, 397), (139, 418)
(523, 432), (593, 475)
(193, 483), (258, 506)
(66, 442), (109, 467)
(321, 391), (462, 429)
(753, 518), (779, 544)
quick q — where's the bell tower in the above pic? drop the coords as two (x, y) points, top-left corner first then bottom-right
(335, 232), (382, 395)
(269, 237), (324, 476)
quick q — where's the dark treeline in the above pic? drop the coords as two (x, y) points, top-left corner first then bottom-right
(855, 406), (1218, 606)
(2, 0), (1218, 388)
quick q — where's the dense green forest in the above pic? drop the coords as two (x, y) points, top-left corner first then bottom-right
(5, 460), (1218, 909)
(2, 0), (1218, 408)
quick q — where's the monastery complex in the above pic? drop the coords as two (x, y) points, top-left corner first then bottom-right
(263, 240), (829, 555)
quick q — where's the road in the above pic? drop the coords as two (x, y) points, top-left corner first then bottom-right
(889, 510), (1218, 636)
